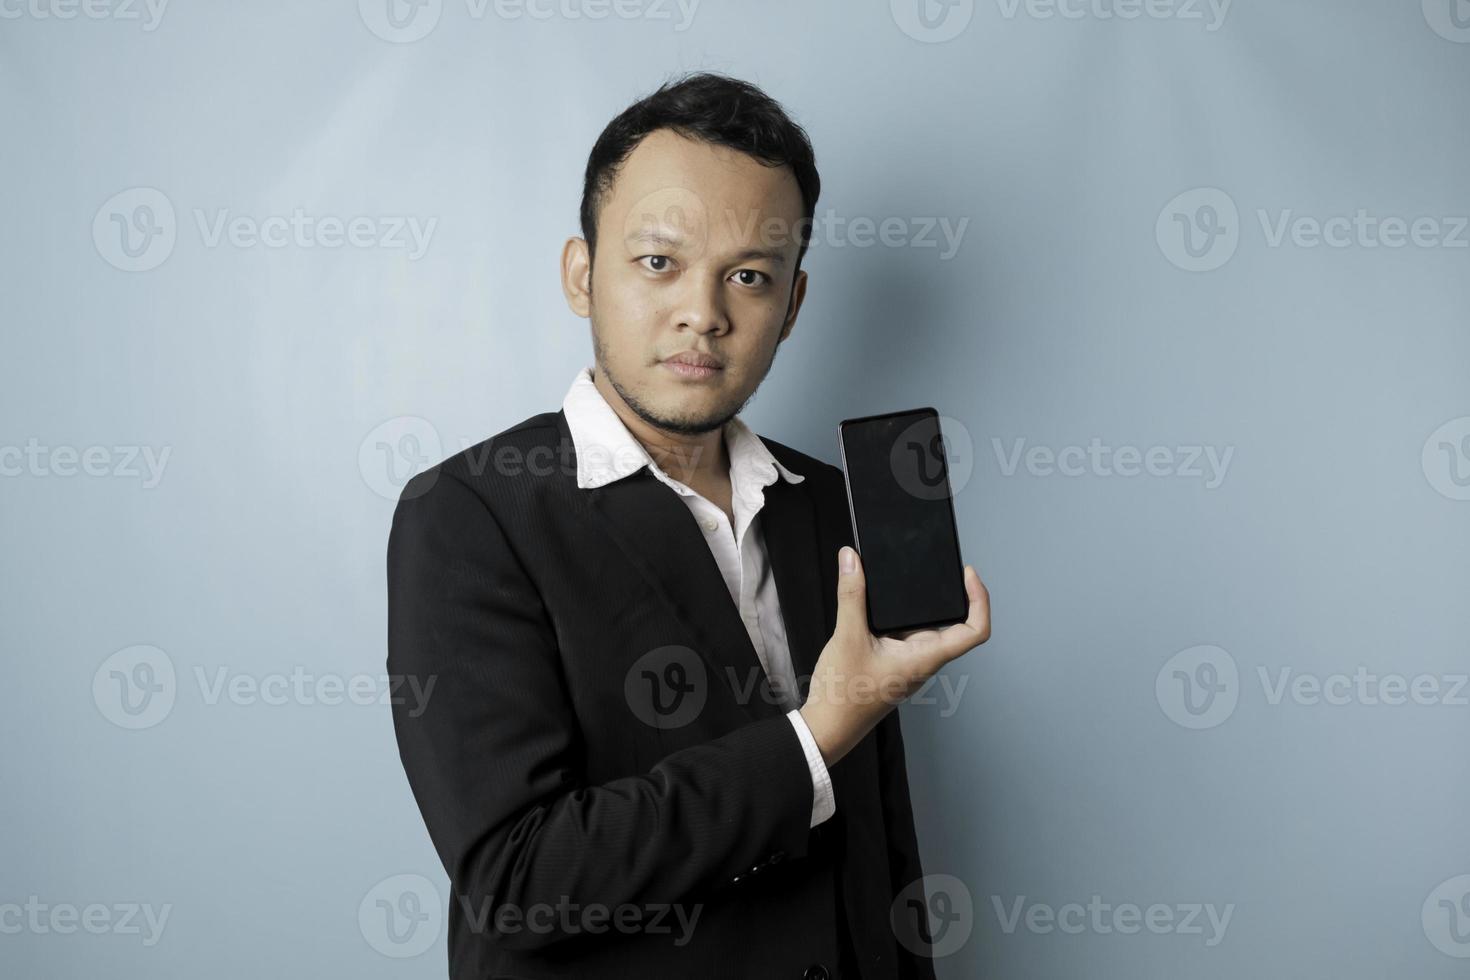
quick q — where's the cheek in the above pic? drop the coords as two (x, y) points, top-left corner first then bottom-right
(736, 298), (791, 346)
(596, 267), (660, 322)
(736, 285), (790, 320)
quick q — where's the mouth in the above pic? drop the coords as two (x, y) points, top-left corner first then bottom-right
(660, 352), (724, 381)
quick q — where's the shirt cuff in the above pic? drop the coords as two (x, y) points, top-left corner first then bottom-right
(785, 708), (836, 827)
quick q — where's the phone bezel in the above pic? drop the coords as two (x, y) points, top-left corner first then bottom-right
(837, 407), (969, 636)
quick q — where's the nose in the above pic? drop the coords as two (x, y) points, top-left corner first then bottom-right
(672, 271), (730, 336)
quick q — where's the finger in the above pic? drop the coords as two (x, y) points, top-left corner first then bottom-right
(938, 565), (990, 653)
(834, 546), (870, 637)
(964, 565), (991, 642)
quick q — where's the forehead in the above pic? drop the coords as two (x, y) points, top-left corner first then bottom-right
(602, 128), (805, 250)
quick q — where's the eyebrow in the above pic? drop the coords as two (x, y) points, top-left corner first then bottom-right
(624, 230), (788, 267)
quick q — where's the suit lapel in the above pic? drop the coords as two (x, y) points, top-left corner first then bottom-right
(560, 409), (778, 722)
(558, 409), (830, 726)
(590, 472), (792, 723)
(756, 471), (827, 703)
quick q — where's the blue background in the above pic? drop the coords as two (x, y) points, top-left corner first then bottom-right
(3, 0), (1468, 976)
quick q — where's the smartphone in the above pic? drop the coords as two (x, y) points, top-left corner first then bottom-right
(838, 408), (968, 635)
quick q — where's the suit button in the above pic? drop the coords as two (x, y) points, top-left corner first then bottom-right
(802, 965), (829, 980)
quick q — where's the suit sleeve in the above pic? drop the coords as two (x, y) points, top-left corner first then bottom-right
(386, 469), (816, 951)
(875, 706), (938, 980)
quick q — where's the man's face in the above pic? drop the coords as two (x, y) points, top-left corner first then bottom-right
(573, 128), (809, 436)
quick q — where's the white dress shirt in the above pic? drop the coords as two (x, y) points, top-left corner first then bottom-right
(561, 365), (836, 828)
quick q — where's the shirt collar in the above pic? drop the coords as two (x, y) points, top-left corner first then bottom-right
(560, 364), (805, 492)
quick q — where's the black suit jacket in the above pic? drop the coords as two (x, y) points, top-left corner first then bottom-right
(387, 407), (938, 980)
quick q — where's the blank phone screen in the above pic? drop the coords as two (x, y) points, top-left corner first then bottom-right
(840, 410), (968, 634)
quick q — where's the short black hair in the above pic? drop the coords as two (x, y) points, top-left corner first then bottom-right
(579, 71), (821, 273)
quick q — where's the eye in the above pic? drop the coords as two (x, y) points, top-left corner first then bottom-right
(730, 269), (770, 287)
(638, 255), (674, 273)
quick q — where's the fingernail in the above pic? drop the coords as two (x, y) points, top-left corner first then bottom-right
(840, 546), (856, 574)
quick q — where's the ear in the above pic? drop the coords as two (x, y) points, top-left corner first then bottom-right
(778, 268), (808, 343)
(561, 237), (592, 318)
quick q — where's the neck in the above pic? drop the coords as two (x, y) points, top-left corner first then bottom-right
(591, 367), (728, 487)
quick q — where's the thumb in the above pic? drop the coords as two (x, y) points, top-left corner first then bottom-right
(835, 546), (868, 636)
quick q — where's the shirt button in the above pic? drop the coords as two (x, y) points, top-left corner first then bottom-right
(701, 517), (718, 531)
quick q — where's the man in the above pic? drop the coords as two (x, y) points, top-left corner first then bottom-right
(387, 71), (991, 979)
